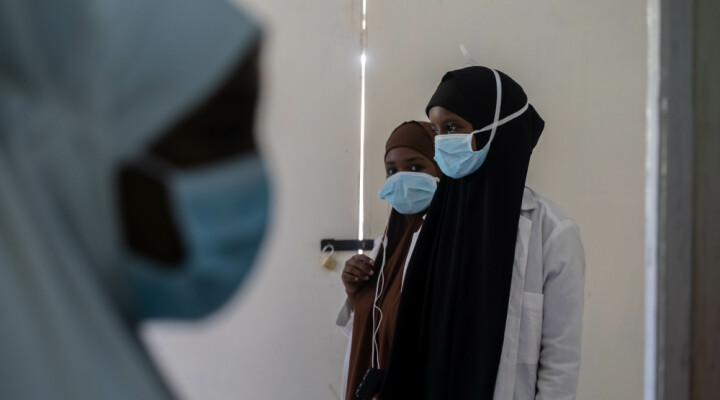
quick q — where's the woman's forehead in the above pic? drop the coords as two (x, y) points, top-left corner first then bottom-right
(385, 147), (431, 163)
(428, 106), (469, 125)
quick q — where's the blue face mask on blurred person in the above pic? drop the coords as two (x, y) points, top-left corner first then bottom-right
(125, 153), (270, 320)
(378, 171), (439, 214)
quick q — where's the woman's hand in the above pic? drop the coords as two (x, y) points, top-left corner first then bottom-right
(342, 254), (375, 307)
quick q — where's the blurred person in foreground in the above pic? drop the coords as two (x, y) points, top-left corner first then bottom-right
(0, 0), (270, 398)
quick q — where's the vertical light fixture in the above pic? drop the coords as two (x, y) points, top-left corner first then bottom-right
(644, 0), (659, 398)
(358, 0), (368, 248)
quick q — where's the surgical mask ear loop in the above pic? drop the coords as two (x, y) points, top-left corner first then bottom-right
(463, 69), (503, 153)
(485, 69), (503, 145)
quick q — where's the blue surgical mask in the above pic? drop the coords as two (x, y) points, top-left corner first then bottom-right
(433, 69), (530, 179)
(434, 132), (490, 179)
(378, 171), (439, 214)
(125, 153), (270, 320)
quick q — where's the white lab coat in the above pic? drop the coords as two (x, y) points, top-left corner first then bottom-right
(336, 187), (585, 399)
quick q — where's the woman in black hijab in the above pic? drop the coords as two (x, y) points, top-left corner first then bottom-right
(379, 66), (585, 400)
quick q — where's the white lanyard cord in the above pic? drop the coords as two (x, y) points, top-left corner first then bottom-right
(371, 206), (391, 369)
(371, 233), (387, 369)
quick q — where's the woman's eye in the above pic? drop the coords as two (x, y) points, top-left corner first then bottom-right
(446, 124), (456, 133)
(410, 165), (424, 172)
(386, 168), (397, 175)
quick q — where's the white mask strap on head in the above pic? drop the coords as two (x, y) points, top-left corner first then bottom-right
(489, 70), (502, 142)
(476, 70), (530, 137)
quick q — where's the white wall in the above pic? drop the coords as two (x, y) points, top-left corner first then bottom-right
(143, 1), (646, 399)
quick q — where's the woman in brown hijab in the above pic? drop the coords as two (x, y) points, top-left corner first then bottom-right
(336, 121), (439, 400)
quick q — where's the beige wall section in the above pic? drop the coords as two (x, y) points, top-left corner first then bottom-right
(140, 1), (363, 399)
(363, 1), (646, 399)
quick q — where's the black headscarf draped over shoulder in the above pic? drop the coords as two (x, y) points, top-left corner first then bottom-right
(379, 66), (544, 399)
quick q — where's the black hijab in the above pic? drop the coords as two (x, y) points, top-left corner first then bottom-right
(379, 66), (544, 399)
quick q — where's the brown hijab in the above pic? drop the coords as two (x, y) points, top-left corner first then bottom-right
(345, 121), (437, 400)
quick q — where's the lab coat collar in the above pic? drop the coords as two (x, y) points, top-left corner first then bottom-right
(521, 187), (537, 211)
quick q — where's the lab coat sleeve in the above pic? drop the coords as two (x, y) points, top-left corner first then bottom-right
(536, 221), (585, 400)
(337, 300), (354, 400)
(336, 299), (354, 337)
